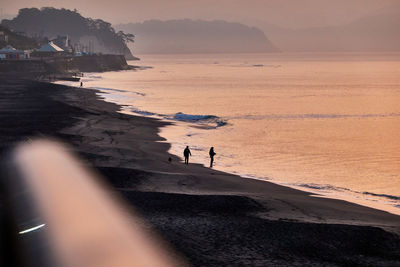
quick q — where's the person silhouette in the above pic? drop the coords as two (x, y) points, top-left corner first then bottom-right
(209, 147), (216, 167)
(80, 81), (83, 87)
(183, 146), (191, 165)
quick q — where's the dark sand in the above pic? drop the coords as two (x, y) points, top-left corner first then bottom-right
(1, 78), (400, 266)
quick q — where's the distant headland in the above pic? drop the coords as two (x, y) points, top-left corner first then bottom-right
(116, 19), (279, 54)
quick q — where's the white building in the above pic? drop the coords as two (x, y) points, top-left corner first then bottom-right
(32, 41), (65, 58)
(0, 45), (30, 60)
(37, 41), (64, 52)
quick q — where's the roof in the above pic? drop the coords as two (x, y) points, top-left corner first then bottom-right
(0, 45), (17, 52)
(0, 45), (25, 54)
(37, 42), (64, 52)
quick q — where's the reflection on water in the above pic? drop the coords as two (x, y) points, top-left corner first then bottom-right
(79, 53), (400, 214)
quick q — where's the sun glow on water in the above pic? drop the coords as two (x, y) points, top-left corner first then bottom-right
(78, 53), (400, 214)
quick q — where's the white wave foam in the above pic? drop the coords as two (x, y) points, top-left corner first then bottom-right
(172, 112), (227, 127)
(131, 108), (162, 117)
(291, 182), (400, 204)
(231, 113), (400, 121)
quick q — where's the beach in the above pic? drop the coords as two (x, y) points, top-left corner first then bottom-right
(80, 53), (400, 215)
(1, 77), (400, 266)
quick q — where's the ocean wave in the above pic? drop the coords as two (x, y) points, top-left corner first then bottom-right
(172, 112), (227, 127)
(293, 183), (400, 203)
(89, 87), (127, 93)
(138, 66), (153, 70)
(362, 192), (400, 201)
(251, 64), (281, 68)
(233, 113), (400, 121)
(173, 112), (217, 121)
(228, 64), (281, 68)
(86, 75), (102, 79)
(129, 109), (228, 128)
(90, 87), (146, 96)
(130, 108), (162, 117)
(130, 110), (228, 128)
(294, 183), (350, 192)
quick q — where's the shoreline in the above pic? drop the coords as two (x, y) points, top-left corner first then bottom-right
(160, 123), (400, 216)
(1, 78), (400, 265)
(77, 71), (400, 217)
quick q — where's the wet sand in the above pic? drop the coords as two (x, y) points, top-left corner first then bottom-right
(1, 78), (400, 266)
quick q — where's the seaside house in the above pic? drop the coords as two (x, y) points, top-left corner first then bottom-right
(32, 41), (65, 57)
(0, 45), (30, 60)
(0, 31), (8, 43)
(51, 35), (73, 53)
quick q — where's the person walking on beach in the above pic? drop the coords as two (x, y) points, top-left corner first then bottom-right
(184, 146), (191, 165)
(80, 81), (83, 87)
(209, 147), (216, 167)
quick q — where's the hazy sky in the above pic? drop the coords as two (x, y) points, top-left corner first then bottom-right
(1, 0), (398, 29)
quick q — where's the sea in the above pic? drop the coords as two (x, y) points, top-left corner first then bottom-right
(62, 53), (400, 215)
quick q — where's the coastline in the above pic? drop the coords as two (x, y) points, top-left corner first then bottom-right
(158, 120), (400, 216)
(77, 67), (400, 217)
(1, 78), (400, 265)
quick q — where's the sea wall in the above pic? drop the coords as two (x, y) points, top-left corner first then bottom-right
(0, 59), (49, 75)
(0, 54), (132, 77)
(45, 54), (131, 73)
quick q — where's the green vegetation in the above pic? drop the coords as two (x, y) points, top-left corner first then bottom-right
(1, 8), (135, 58)
(0, 25), (39, 50)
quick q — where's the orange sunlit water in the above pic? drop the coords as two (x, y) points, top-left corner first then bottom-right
(74, 53), (400, 214)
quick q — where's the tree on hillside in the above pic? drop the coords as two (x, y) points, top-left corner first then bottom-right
(0, 25), (39, 50)
(1, 7), (135, 58)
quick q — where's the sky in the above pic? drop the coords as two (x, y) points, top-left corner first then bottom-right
(0, 0), (398, 29)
